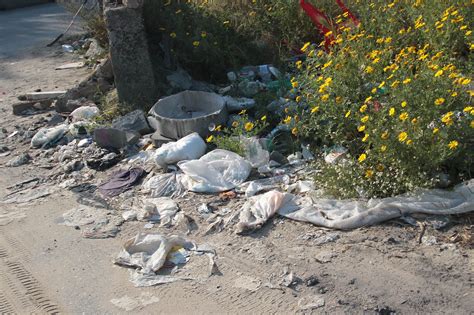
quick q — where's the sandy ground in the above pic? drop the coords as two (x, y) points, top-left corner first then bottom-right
(0, 4), (473, 315)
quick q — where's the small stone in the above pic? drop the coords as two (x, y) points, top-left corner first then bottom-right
(6, 153), (31, 167)
(298, 295), (325, 310)
(305, 275), (319, 287)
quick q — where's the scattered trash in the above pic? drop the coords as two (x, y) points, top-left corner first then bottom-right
(154, 132), (206, 167)
(421, 235), (438, 246)
(179, 149), (252, 193)
(31, 124), (68, 148)
(285, 180), (315, 194)
(98, 168), (146, 197)
(305, 275), (319, 287)
(6, 153), (31, 167)
(148, 91), (228, 139)
(132, 197), (180, 226)
(1, 186), (57, 204)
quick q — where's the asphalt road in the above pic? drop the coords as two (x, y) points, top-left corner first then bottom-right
(0, 3), (83, 59)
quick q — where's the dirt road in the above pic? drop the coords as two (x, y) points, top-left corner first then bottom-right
(0, 4), (473, 314)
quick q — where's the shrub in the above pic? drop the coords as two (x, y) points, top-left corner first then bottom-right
(294, 0), (473, 198)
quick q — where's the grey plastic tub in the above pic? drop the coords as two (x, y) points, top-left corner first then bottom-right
(148, 91), (228, 140)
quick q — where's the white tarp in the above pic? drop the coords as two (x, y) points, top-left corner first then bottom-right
(235, 180), (474, 231)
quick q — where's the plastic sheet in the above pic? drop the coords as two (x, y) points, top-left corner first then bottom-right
(31, 124), (68, 148)
(178, 149), (251, 193)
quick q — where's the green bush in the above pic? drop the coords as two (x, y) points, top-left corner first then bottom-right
(293, 0), (473, 198)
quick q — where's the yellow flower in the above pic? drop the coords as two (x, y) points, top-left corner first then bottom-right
(364, 96), (373, 103)
(321, 94), (329, 102)
(403, 78), (412, 84)
(358, 125), (366, 132)
(292, 81), (299, 88)
(301, 42), (311, 52)
(244, 122), (254, 132)
(170, 32), (177, 38)
(380, 145), (387, 152)
(215, 125), (222, 131)
(311, 106), (320, 114)
(362, 134), (369, 142)
(464, 107), (473, 113)
(461, 78), (471, 85)
(381, 131), (389, 140)
(451, 92), (458, 97)
(371, 88), (377, 94)
(376, 164), (385, 172)
(401, 101), (407, 108)
(365, 169), (374, 178)
(239, 109), (247, 115)
(433, 128), (439, 134)
(471, 121), (474, 128)
(335, 96), (343, 104)
(358, 153), (367, 163)
(201, 31), (207, 38)
(441, 112), (454, 126)
(365, 66), (374, 74)
(411, 118), (418, 124)
(206, 135), (214, 143)
(406, 140), (413, 145)
(283, 116), (292, 124)
(260, 115), (267, 121)
(435, 98), (445, 106)
(389, 107), (396, 116)
(296, 96), (302, 102)
(399, 112), (409, 121)
(361, 115), (369, 123)
(448, 140), (459, 150)
(360, 104), (368, 113)
(291, 127), (298, 136)
(193, 41), (200, 47)
(398, 132), (408, 142)
(345, 110), (351, 118)
(296, 60), (303, 69)
(434, 70), (444, 77)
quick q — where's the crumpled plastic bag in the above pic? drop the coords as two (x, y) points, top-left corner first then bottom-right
(278, 180), (474, 230)
(70, 106), (100, 122)
(31, 124), (68, 148)
(137, 197), (180, 226)
(240, 136), (270, 168)
(236, 191), (293, 234)
(178, 149), (252, 193)
(142, 173), (186, 198)
(115, 233), (189, 274)
(154, 133), (206, 167)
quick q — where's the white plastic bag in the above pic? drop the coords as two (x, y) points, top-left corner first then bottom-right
(142, 173), (186, 198)
(154, 133), (206, 167)
(240, 136), (270, 168)
(236, 190), (293, 234)
(70, 106), (100, 122)
(178, 149), (252, 193)
(31, 124), (68, 148)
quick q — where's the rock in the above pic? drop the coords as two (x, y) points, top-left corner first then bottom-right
(305, 275), (319, 287)
(85, 39), (105, 59)
(63, 160), (84, 173)
(315, 251), (336, 263)
(86, 152), (122, 171)
(112, 110), (152, 135)
(167, 69), (193, 91)
(298, 295), (325, 310)
(150, 131), (173, 148)
(18, 91), (66, 101)
(93, 128), (140, 150)
(6, 153), (31, 167)
(104, 5), (158, 109)
(233, 276), (261, 292)
(12, 99), (53, 115)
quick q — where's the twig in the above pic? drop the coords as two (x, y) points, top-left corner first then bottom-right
(417, 222), (427, 244)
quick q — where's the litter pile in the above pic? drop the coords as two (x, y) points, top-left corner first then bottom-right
(2, 60), (473, 287)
